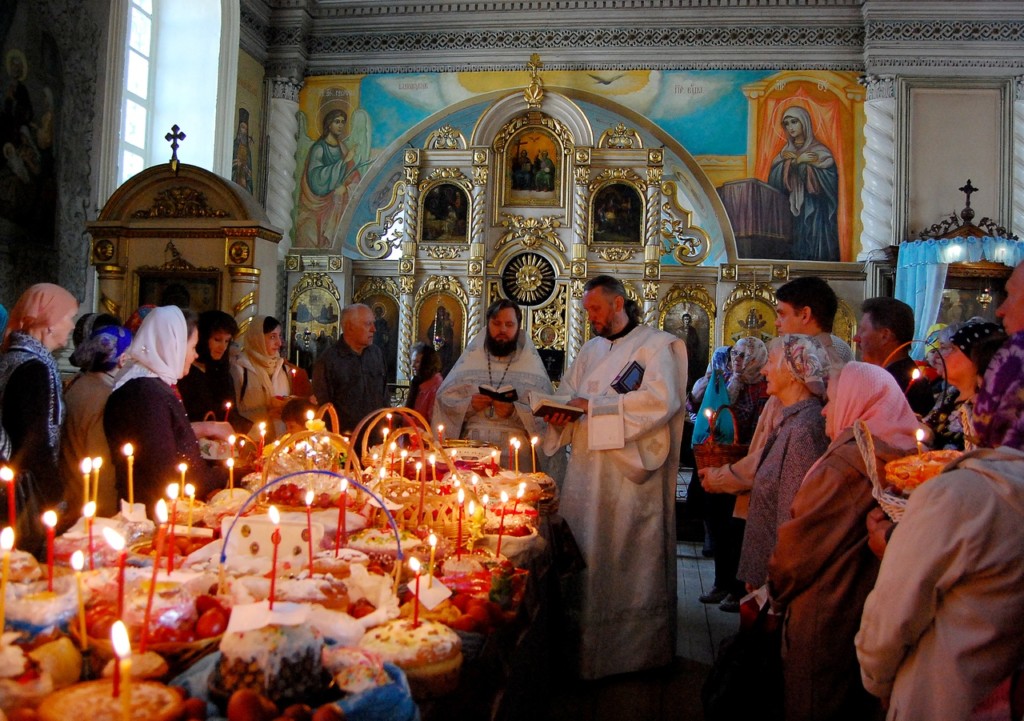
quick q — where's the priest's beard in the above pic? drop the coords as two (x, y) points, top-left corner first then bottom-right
(485, 331), (519, 358)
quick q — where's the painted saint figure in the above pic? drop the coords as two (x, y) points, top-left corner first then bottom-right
(231, 107), (253, 193)
(296, 108), (363, 249)
(768, 106), (840, 262)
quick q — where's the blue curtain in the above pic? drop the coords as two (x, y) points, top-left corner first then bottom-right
(895, 237), (1024, 359)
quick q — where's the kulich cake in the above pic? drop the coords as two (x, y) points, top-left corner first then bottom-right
(321, 646), (390, 694)
(0, 640), (54, 713)
(36, 679), (184, 721)
(358, 618), (462, 699)
(346, 528), (426, 571)
(216, 623), (325, 705)
(884, 449), (962, 492)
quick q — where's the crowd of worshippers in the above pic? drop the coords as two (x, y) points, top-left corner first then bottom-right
(1, 264), (1023, 720)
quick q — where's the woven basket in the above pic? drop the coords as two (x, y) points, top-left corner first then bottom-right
(853, 420), (908, 522)
(692, 405), (748, 469)
(72, 627), (222, 679)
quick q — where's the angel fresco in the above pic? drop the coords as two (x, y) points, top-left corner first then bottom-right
(294, 103), (372, 249)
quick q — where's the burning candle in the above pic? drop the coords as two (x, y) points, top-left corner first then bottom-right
(530, 436), (538, 473)
(84, 501), (96, 570)
(513, 438), (521, 474)
(0, 527), (13, 632)
(388, 441), (398, 471)
(457, 488), (465, 560)
(915, 428), (926, 457)
(400, 449), (408, 478)
(408, 557), (422, 627)
(268, 505), (281, 610)
(490, 449), (498, 468)
(228, 434), (237, 461)
(427, 533), (437, 589)
(513, 482), (525, 514)
(122, 444), (134, 505)
(508, 438), (515, 469)
(42, 510), (57, 591)
(223, 401), (232, 423)
(184, 483), (195, 537)
(103, 526), (127, 618)
(177, 463), (187, 490)
(140, 500), (168, 654)
(305, 490), (315, 574)
(71, 550), (87, 651)
(387, 412), (393, 431)
(167, 483), (180, 574)
(227, 457), (235, 490)
(257, 422), (267, 459)
(335, 478), (348, 556)
(496, 491), (509, 558)
(91, 457), (103, 505)
(437, 424), (444, 446)
(429, 453), (436, 482)
(0, 466), (14, 528)
(111, 620), (132, 717)
(416, 461), (426, 526)
(80, 458), (92, 511)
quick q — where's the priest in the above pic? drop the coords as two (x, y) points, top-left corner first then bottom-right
(541, 275), (687, 679)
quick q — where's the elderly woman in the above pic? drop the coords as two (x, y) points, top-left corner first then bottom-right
(857, 329), (1024, 721)
(104, 306), (232, 513)
(0, 284), (78, 552)
(60, 322), (132, 517)
(233, 315), (293, 440)
(922, 318), (1005, 451)
(768, 362), (919, 721)
(736, 334), (830, 592)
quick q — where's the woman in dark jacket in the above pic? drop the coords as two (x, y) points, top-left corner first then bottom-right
(177, 310), (251, 433)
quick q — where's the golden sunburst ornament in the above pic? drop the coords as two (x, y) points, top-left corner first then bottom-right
(502, 252), (556, 306)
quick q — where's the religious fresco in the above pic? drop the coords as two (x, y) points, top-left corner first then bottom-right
(291, 68), (863, 262)
(232, 50), (264, 199)
(0, 0), (62, 247)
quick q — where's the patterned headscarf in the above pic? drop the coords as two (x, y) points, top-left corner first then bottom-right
(949, 318), (1004, 358)
(732, 336), (769, 385)
(689, 345), (731, 407)
(775, 334), (831, 398)
(71, 325), (132, 373)
(973, 331), (1024, 450)
(125, 304), (156, 335)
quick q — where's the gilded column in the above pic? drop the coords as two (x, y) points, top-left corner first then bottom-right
(95, 264), (126, 321)
(859, 75), (897, 261)
(566, 151), (592, 366)
(644, 156), (664, 325)
(398, 276), (415, 382)
(1013, 76), (1024, 236)
(467, 149), (488, 345)
(229, 266), (261, 334)
(265, 77), (302, 260)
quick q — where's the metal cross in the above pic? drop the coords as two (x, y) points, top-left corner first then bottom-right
(959, 179), (978, 208)
(165, 124), (186, 173)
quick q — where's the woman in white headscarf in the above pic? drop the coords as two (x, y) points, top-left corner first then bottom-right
(768, 105), (840, 262)
(104, 306), (232, 513)
(233, 315), (293, 440)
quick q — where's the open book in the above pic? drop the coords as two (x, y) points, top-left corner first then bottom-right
(479, 384), (519, 403)
(529, 391), (585, 420)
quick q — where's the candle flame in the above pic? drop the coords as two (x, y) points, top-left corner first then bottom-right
(305, 490), (315, 506)
(226, 458), (234, 469)
(184, 483), (195, 499)
(517, 482), (525, 499)
(429, 453), (436, 464)
(531, 436), (538, 446)
(42, 510), (57, 528)
(225, 401), (232, 410)
(428, 533), (437, 548)
(268, 505), (280, 524)
(71, 550), (84, 572)
(705, 408), (713, 419)
(177, 462), (187, 474)
(415, 461), (422, 470)
(1, 527), (14, 551)
(102, 526), (125, 552)
(911, 368), (921, 381)
(400, 449), (408, 459)
(471, 474), (479, 486)
(93, 457), (103, 470)
(482, 494), (489, 506)
(408, 556), (421, 573)
(228, 435), (236, 445)
(122, 443), (133, 458)
(340, 478), (349, 492)
(457, 488), (465, 503)
(468, 500), (476, 515)
(83, 501), (96, 519)
(80, 458), (92, 474)
(0, 466), (11, 482)
(111, 620), (131, 658)
(167, 483), (180, 500)
(916, 428), (926, 442)
(500, 491), (509, 503)
(306, 410), (315, 421)
(155, 499), (168, 524)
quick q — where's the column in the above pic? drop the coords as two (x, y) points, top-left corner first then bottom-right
(265, 77), (303, 260)
(1013, 76), (1024, 237)
(858, 75), (897, 261)
(228, 266), (261, 331)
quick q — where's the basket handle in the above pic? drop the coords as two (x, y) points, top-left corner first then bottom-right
(709, 404), (739, 444)
(853, 419), (883, 494)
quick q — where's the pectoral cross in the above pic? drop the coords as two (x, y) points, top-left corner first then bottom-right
(165, 124), (186, 174)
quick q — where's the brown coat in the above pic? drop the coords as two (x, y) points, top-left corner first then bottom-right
(768, 430), (906, 721)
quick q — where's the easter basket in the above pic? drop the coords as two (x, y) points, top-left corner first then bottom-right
(854, 420), (909, 523)
(692, 405), (748, 470)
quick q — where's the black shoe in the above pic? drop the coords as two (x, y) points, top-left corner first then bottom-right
(698, 587), (729, 604)
(719, 593), (742, 613)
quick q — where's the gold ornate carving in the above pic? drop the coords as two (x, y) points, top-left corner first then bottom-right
(595, 246), (639, 262)
(574, 166), (590, 185)
(570, 278), (585, 298)
(598, 122), (643, 149)
(400, 276), (415, 294)
(644, 262), (660, 279)
(352, 276), (399, 303)
(723, 282), (778, 344)
(425, 124), (467, 150)
(659, 181), (711, 266)
(227, 240), (251, 265)
(399, 258), (414, 274)
(100, 293), (120, 319)
(285, 255), (302, 272)
(575, 147), (591, 165)
(233, 290), (258, 316)
(468, 260), (483, 275)
(227, 266), (260, 278)
(404, 149), (419, 165)
(473, 149), (488, 165)
(405, 167), (419, 185)
(570, 260), (587, 278)
(144, 241), (217, 272)
(771, 264), (790, 281)
(415, 275), (469, 307)
(659, 285), (716, 324)
(422, 168), (469, 186)
(422, 245), (463, 260)
(648, 149), (664, 165)
(468, 277), (483, 296)
(643, 280), (659, 301)
(719, 264), (738, 281)
(647, 167), (663, 185)
(131, 187), (229, 219)
(356, 181), (406, 259)
(496, 213), (566, 253)
(530, 284), (568, 351)
(92, 239), (115, 263)
(588, 168), (645, 193)
(524, 53), (544, 108)
(473, 166), (488, 186)
(492, 114), (574, 158)
(329, 256), (343, 272)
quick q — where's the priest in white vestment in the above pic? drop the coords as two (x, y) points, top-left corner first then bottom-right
(542, 275), (687, 679)
(434, 299), (560, 475)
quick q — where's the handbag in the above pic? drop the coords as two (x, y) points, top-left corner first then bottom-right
(701, 589), (784, 721)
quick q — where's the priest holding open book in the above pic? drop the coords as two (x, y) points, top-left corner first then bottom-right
(540, 275), (688, 680)
(433, 299), (561, 475)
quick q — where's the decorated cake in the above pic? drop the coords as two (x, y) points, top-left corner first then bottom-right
(36, 679), (184, 721)
(357, 618), (462, 699)
(884, 449), (962, 492)
(216, 623), (325, 705)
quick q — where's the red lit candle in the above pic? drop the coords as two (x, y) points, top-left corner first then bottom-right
(305, 490), (315, 574)
(496, 491), (509, 558)
(0, 466), (14, 528)
(409, 556), (422, 627)
(223, 401), (232, 423)
(71, 551), (87, 652)
(42, 510), (57, 591)
(335, 478), (348, 557)
(437, 424), (444, 447)
(103, 526), (127, 619)
(140, 500), (168, 653)
(268, 505), (281, 610)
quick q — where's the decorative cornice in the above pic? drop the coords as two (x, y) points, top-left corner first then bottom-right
(861, 74), (896, 101)
(864, 20), (1024, 43)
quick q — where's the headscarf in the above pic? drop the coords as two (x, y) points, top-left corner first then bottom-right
(690, 345), (731, 406)
(775, 334), (831, 398)
(1, 283), (78, 351)
(824, 361), (919, 449)
(949, 318), (1004, 358)
(71, 325), (132, 373)
(114, 305), (190, 389)
(239, 315), (285, 402)
(727, 336), (768, 402)
(125, 304), (156, 335)
(973, 331), (1024, 450)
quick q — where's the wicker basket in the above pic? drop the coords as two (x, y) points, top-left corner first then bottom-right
(72, 627), (222, 679)
(692, 405), (748, 469)
(853, 420), (908, 522)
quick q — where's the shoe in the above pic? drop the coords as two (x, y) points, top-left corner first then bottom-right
(698, 587), (729, 604)
(719, 593), (742, 613)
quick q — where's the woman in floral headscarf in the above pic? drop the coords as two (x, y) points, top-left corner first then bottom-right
(232, 316), (293, 440)
(769, 362), (919, 721)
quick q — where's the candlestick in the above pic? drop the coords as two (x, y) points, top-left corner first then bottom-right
(457, 488), (465, 561)
(71, 551), (87, 651)
(387, 412), (393, 432)
(0, 527), (13, 633)
(140, 500), (168, 654)
(427, 533), (437, 589)
(400, 449), (408, 479)
(228, 434), (237, 462)
(80, 458), (92, 512)
(305, 490), (315, 574)
(257, 422), (267, 460)
(122, 444), (134, 506)
(915, 428), (925, 457)
(429, 453), (436, 482)
(437, 425), (444, 447)
(103, 527), (127, 619)
(223, 401), (232, 423)
(335, 478), (348, 556)
(84, 501), (96, 570)
(42, 510), (57, 592)
(409, 557), (421, 627)
(184, 483), (195, 537)
(416, 461), (426, 527)
(530, 436), (538, 473)
(0, 466), (14, 528)
(167, 484), (179, 574)
(111, 620), (132, 715)
(268, 505), (281, 610)
(513, 438), (520, 475)
(496, 491), (509, 558)
(91, 456), (103, 505)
